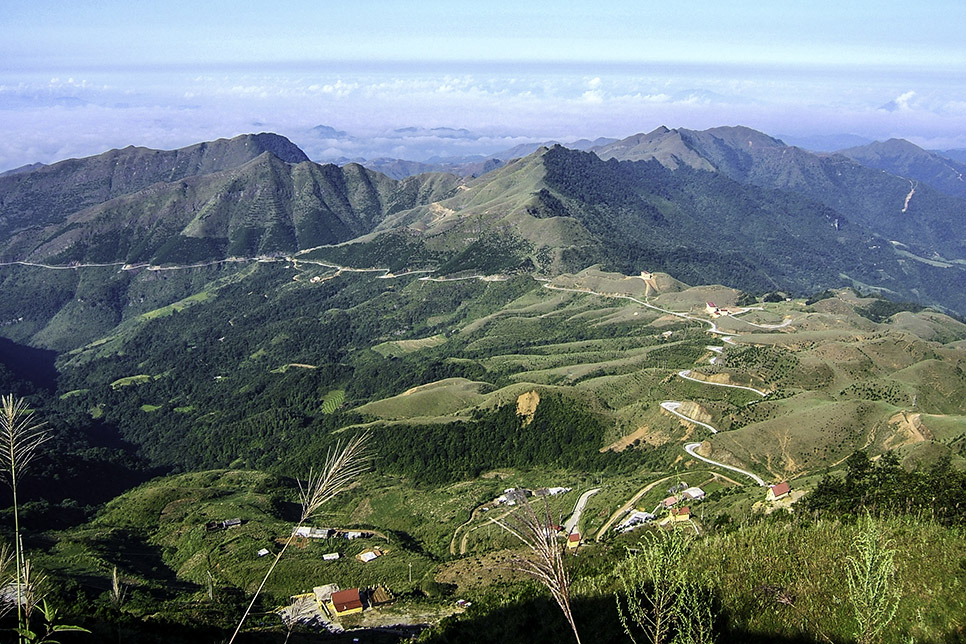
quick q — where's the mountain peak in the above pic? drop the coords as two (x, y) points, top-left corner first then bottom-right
(229, 133), (310, 164)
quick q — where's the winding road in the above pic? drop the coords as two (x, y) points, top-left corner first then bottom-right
(563, 487), (601, 535)
(594, 475), (677, 541)
(542, 283), (734, 337)
(684, 443), (765, 486)
(676, 369), (767, 397)
(660, 401), (718, 434)
(542, 280), (779, 534)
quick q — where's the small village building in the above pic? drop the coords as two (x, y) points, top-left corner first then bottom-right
(617, 510), (656, 532)
(706, 302), (720, 316)
(357, 549), (383, 563)
(345, 531), (364, 540)
(662, 495), (678, 508)
(257, 548), (270, 557)
(660, 506), (691, 526)
(293, 526), (333, 539)
(682, 487), (706, 501)
(497, 488), (530, 505)
(767, 482), (791, 501)
(369, 586), (394, 606)
(322, 552), (340, 561)
(206, 518), (243, 532)
(331, 588), (364, 616)
(532, 486), (572, 497)
(567, 533), (581, 550)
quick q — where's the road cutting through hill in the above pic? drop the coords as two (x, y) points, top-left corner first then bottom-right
(676, 369), (767, 397)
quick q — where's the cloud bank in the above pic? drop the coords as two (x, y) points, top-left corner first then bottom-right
(2, 63), (965, 171)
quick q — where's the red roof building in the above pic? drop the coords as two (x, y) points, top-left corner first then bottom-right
(331, 588), (364, 615)
(767, 482), (791, 500)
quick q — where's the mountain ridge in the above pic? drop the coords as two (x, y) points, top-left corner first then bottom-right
(591, 126), (966, 261)
(838, 138), (966, 199)
(0, 133), (309, 240)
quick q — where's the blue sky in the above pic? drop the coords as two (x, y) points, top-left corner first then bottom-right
(1, 1), (965, 169)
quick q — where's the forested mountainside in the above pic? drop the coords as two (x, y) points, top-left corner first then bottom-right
(839, 138), (966, 199)
(592, 126), (966, 261)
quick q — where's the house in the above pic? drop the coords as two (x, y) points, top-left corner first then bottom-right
(617, 510), (656, 532)
(331, 588), (364, 616)
(767, 482), (791, 501)
(292, 526), (333, 539)
(706, 302), (720, 316)
(356, 548), (383, 563)
(567, 533), (581, 550)
(660, 506), (691, 526)
(205, 518), (243, 532)
(533, 487), (572, 497)
(662, 495), (678, 508)
(322, 552), (340, 561)
(345, 531), (364, 540)
(256, 548), (270, 557)
(682, 487), (706, 501)
(497, 488), (530, 505)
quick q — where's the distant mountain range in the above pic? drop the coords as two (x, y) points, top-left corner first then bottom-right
(590, 126), (966, 261)
(350, 137), (617, 179)
(838, 138), (966, 199)
(1, 126), (964, 354)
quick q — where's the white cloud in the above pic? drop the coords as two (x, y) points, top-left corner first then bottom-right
(1, 64), (965, 171)
(894, 90), (917, 111)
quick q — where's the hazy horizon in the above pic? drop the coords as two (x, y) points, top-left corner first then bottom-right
(2, 2), (964, 171)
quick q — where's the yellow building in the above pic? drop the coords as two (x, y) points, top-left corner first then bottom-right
(331, 588), (363, 616)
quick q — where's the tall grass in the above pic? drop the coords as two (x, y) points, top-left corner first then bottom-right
(614, 528), (714, 644)
(846, 514), (899, 644)
(491, 497), (582, 644)
(1, 395), (51, 644)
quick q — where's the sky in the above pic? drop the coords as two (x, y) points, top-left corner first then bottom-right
(1, 1), (965, 170)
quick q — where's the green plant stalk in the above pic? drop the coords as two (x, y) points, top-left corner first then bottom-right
(1, 395), (51, 644)
(12, 466), (24, 643)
